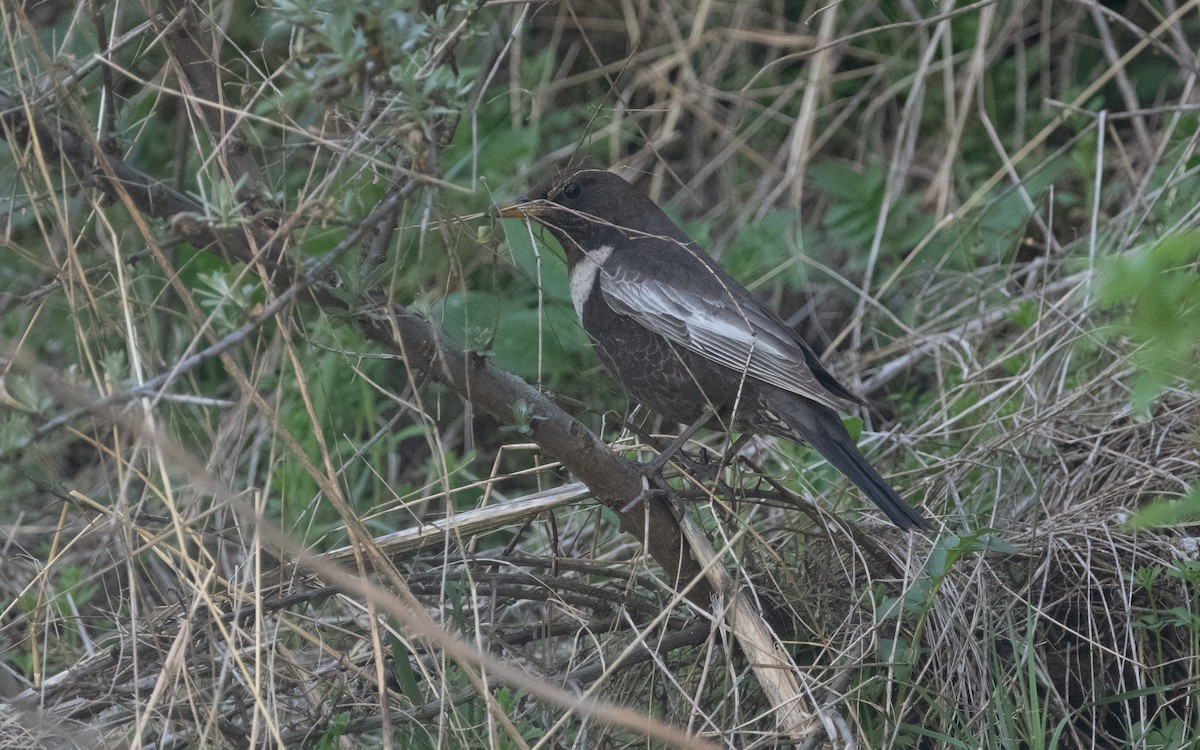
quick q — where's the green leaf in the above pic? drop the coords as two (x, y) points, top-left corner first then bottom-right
(500, 220), (571, 304)
(390, 635), (424, 704)
(428, 290), (589, 382)
(1096, 232), (1200, 416)
(1128, 484), (1200, 528)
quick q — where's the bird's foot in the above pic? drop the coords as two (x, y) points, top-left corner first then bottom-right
(638, 450), (678, 476)
(618, 484), (670, 513)
(632, 446), (713, 479)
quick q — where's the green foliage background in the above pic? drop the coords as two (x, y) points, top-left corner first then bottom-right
(2, 0), (1200, 747)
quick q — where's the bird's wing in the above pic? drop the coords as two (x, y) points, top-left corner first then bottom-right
(598, 266), (857, 413)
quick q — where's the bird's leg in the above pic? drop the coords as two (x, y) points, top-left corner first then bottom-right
(619, 413), (714, 513)
(639, 412), (713, 475)
(716, 433), (752, 473)
(618, 479), (670, 513)
(671, 433), (752, 486)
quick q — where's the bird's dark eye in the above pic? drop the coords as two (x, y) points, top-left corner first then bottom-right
(561, 182), (581, 200)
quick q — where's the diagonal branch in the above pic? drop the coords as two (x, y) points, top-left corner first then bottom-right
(153, 0), (266, 209)
(0, 86), (711, 604)
(352, 302), (707, 599)
(0, 89), (276, 268)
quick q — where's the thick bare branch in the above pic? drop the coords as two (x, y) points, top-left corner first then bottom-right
(0, 86), (710, 604)
(354, 304), (709, 601)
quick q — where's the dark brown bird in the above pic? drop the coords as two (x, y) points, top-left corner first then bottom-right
(493, 169), (929, 531)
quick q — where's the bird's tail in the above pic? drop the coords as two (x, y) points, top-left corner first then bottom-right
(777, 401), (931, 531)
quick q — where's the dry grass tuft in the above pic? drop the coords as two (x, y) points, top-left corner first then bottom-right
(2, 0), (1199, 747)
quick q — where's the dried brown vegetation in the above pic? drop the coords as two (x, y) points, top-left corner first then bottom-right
(1, 0), (1199, 748)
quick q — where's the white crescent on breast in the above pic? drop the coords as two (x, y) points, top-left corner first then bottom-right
(568, 245), (614, 317)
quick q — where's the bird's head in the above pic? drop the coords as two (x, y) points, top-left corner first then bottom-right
(491, 169), (680, 256)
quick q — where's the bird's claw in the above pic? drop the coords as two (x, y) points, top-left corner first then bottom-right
(619, 484), (668, 513)
(633, 446), (712, 477)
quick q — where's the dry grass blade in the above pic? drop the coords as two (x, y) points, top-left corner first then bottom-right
(2, 0), (1200, 747)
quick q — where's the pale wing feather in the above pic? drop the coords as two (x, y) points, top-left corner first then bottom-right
(599, 272), (853, 413)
